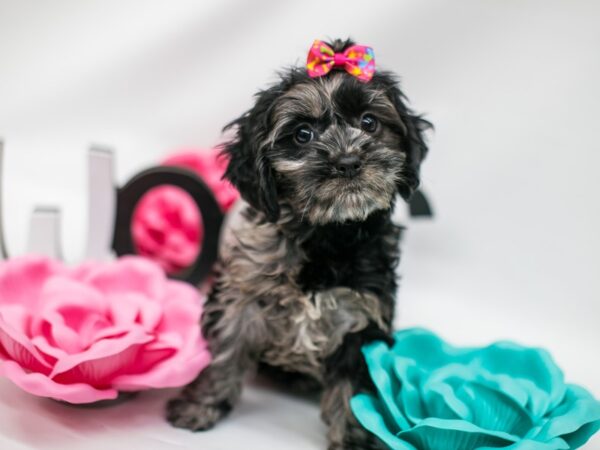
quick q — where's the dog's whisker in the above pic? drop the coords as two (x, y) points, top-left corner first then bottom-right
(300, 189), (315, 223)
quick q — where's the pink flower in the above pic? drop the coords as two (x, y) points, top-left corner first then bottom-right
(132, 186), (204, 275)
(132, 148), (239, 274)
(163, 150), (239, 213)
(0, 255), (211, 404)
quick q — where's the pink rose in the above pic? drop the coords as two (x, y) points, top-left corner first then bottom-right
(0, 255), (211, 404)
(163, 150), (239, 212)
(132, 185), (204, 274)
(132, 148), (239, 274)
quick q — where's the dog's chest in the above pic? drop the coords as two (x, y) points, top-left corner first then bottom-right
(260, 242), (384, 379)
(260, 286), (383, 381)
(222, 208), (388, 380)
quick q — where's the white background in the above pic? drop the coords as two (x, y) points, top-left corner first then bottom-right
(0, 0), (599, 448)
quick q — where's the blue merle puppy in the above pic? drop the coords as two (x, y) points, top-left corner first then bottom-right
(166, 39), (431, 450)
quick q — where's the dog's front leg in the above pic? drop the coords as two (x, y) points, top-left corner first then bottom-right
(166, 296), (266, 431)
(321, 323), (392, 450)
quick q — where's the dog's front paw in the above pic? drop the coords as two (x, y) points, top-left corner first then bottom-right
(328, 440), (387, 450)
(327, 425), (389, 450)
(166, 397), (231, 431)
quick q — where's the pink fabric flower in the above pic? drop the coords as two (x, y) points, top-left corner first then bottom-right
(132, 148), (239, 274)
(0, 255), (211, 404)
(163, 150), (239, 212)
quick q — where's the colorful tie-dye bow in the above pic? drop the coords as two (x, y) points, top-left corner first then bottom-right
(306, 40), (376, 82)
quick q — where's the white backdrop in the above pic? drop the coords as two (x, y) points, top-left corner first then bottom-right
(0, 1), (599, 449)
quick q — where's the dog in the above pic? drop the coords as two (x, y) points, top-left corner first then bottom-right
(166, 38), (431, 450)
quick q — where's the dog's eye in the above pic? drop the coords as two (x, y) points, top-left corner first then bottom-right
(360, 114), (378, 133)
(294, 125), (314, 144)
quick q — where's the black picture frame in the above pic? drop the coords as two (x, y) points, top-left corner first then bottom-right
(112, 166), (223, 285)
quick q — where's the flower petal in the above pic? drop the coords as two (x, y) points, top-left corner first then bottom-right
(392, 328), (458, 370)
(38, 275), (107, 315)
(534, 384), (600, 448)
(362, 340), (411, 431)
(350, 393), (417, 450)
(78, 256), (167, 300)
(456, 382), (534, 437)
(0, 307), (52, 373)
(474, 343), (566, 418)
(106, 292), (145, 326)
(396, 418), (517, 450)
(30, 335), (66, 362)
(106, 292), (162, 332)
(419, 363), (473, 420)
(0, 359), (117, 404)
(37, 310), (82, 354)
(478, 437), (569, 450)
(475, 370), (530, 410)
(29, 276), (109, 354)
(54, 342), (145, 386)
(49, 326), (153, 379)
(0, 256), (65, 309)
(111, 326), (210, 390)
(156, 281), (203, 331)
(393, 357), (429, 424)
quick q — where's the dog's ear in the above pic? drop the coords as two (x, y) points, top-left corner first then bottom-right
(398, 111), (431, 201)
(221, 89), (281, 222)
(378, 74), (432, 201)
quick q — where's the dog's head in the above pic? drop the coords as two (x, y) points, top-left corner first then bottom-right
(222, 39), (431, 224)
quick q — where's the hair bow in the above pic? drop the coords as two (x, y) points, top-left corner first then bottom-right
(306, 39), (375, 82)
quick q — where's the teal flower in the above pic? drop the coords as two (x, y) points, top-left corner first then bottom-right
(350, 328), (600, 450)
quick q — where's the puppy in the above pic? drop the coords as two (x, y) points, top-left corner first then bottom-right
(166, 39), (431, 450)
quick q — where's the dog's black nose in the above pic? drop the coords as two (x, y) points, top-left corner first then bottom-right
(335, 155), (362, 178)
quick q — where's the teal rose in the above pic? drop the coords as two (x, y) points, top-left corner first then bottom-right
(350, 328), (600, 450)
